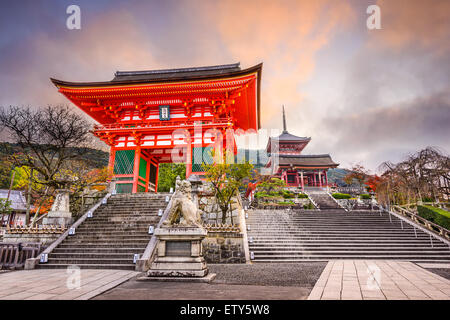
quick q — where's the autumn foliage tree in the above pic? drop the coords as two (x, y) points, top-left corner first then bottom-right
(203, 150), (253, 224)
(344, 164), (369, 189)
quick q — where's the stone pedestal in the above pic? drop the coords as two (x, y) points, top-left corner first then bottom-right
(147, 227), (212, 279)
(43, 189), (73, 227)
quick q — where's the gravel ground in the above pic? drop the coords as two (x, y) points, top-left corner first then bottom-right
(208, 262), (327, 287)
(425, 268), (450, 280)
(94, 263), (326, 300)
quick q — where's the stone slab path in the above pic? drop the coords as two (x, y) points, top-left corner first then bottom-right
(308, 260), (450, 300)
(0, 269), (139, 300)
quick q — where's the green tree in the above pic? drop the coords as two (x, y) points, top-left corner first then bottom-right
(203, 151), (253, 224)
(157, 163), (186, 192)
(257, 177), (286, 195)
(0, 198), (12, 227)
(0, 156), (14, 189)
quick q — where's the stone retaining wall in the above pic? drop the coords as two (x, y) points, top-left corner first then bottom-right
(199, 195), (242, 226)
(203, 233), (246, 264)
(2, 233), (59, 246)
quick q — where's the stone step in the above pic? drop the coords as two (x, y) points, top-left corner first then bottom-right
(62, 234), (150, 239)
(49, 253), (140, 259)
(249, 249), (450, 255)
(58, 241), (150, 247)
(37, 263), (136, 270)
(46, 258), (135, 264)
(75, 227), (152, 232)
(249, 242), (450, 249)
(247, 232), (429, 236)
(53, 247), (146, 253)
(248, 236), (429, 240)
(248, 239), (439, 243)
(69, 232), (151, 237)
(251, 258), (450, 263)
(247, 227), (416, 231)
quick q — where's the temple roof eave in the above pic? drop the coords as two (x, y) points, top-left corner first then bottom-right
(50, 63), (262, 88)
(50, 62), (263, 129)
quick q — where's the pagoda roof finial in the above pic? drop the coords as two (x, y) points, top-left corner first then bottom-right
(282, 105), (288, 133)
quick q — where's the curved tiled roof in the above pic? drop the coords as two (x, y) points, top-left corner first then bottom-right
(0, 190), (27, 211)
(112, 63), (241, 82)
(278, 154), (339, 167)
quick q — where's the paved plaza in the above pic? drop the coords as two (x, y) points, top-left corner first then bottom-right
(1, 261), (450, 300)
(0, 269), (138, 300)
(308, 260), (450, 300)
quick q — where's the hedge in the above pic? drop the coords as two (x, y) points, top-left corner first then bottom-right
(282, 190), (295, 199)
(360, 194), (371, 200)
(278, 200), (295, 205)
(417, 205), (450, 230)
(332, 193), (351, 199)
(297, 193), (308, 199)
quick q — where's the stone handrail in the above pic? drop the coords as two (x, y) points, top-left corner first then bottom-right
(326, 191), (348, 212)
(389, 205), (450, 243)
(1, 243), (41, 269)
(236, 192), (251, 263)
(24, 192), (112, 269)
(303, 191), (319, 210)
(135, 194), (173, 272)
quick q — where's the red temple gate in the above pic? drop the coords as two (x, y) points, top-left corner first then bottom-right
(51, 63), (262, 193)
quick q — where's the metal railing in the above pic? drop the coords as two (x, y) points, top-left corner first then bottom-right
(391, 205), (450, 241)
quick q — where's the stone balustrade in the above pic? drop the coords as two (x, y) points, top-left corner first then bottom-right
(6, 225), (66, 234)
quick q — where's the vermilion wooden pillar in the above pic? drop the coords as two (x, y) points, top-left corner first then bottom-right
(145, 156), (151, 192)
(132, 147), (141, 193)
(300, 171), (304, 192)
(318, 171), (322, 188)
(185, 141), (192, 179)
(154, 163), (159, 192)
(108, 147), (116, 175)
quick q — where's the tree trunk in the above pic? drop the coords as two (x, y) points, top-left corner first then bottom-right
(1, 170), (15, 227)
(221, 206), (228, 225)
(25, 168), (33, 226)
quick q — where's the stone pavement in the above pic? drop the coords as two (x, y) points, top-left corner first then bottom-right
(0, 269), (138, 300)
(308, 260), (450, 300)
(94, 281), (311, 300)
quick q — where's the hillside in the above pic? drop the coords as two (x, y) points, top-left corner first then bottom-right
(0, 142), (109, 168)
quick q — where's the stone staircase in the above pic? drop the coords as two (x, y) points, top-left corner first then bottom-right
(38, 193), (170, 270)
(307, 191), (342, 210)
(247, 209), (450, 263)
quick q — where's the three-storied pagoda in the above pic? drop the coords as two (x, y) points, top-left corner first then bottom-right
(51, 62), (262, 193)
(266, 106), (338, 190)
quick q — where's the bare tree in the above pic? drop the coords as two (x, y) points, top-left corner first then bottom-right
(377, 147), (450, 206)
(0, 105), (92, 189)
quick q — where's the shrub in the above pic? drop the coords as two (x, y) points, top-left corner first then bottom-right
(255, 191), (269, 199)
(279, 200), (295, 206)
(360, 194), (371, 200)
(297, 193), (308, 199)
(303, 202), (314, 209)
(421, 197), (434, 203)
(417, 205), (450, 230)
(282, 190), (295, 199)
(332, 193), (351, 199)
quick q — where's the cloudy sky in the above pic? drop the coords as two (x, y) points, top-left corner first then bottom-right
(0, 0), (449, 173)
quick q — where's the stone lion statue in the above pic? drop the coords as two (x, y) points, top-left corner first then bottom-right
(163, 180), (202, 227)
